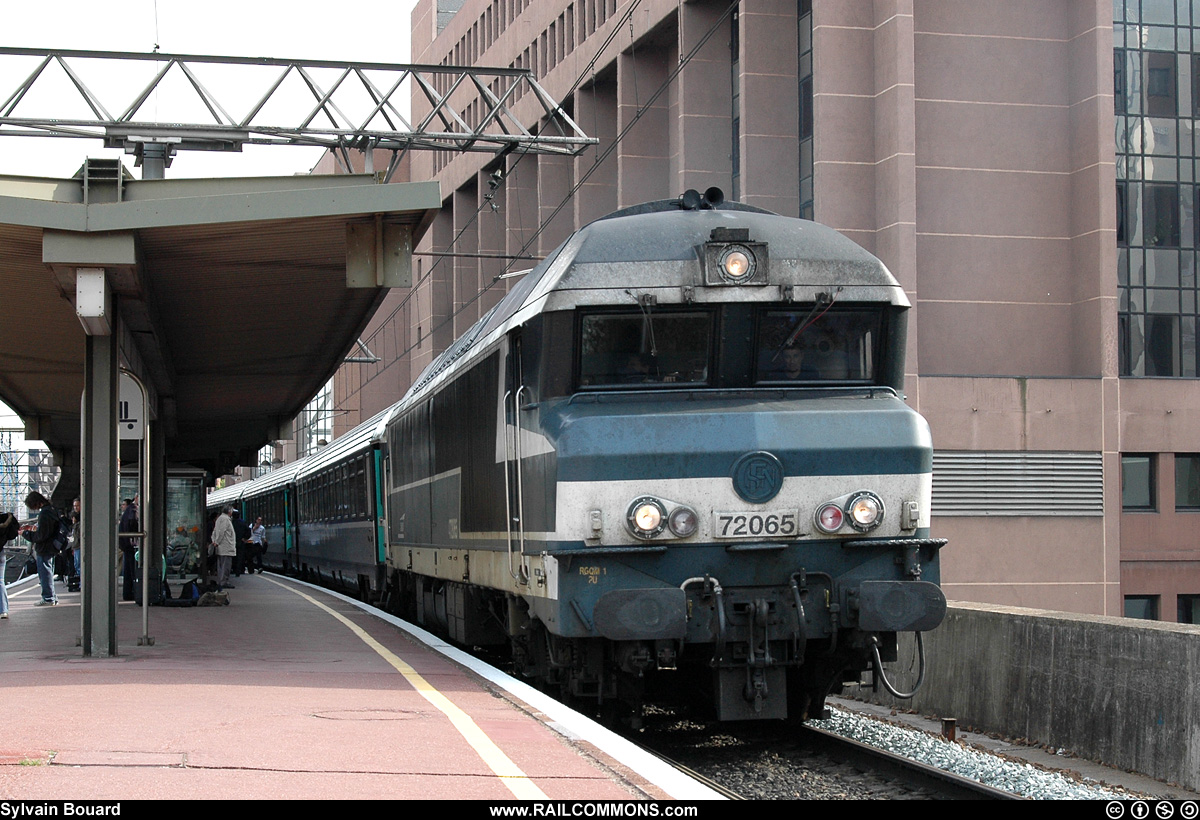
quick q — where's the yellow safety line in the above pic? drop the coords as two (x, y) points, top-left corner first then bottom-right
(269, 578), (548, 800)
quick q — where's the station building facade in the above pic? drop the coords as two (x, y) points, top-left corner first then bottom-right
(324, 0), (1200, 623)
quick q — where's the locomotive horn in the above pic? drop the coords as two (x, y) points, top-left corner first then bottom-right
(679, 189), (703, 210)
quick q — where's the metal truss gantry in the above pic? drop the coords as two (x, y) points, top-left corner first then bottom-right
(0, 47), (595, 181)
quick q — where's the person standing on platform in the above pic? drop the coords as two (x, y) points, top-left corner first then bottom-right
(68, 497), (81, 589)
(231, 509), (252, 577)
(249, 516), (266, 574)
(210, 505), (237, 591)
(0, 510), (19, 618)
(118, 498), (139, 602)
(20, 491), (62, 606)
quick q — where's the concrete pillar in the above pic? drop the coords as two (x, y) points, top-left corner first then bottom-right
(536, 153), (573, 255)
(505, 149), (539, 279)
(738, 0), (800, 217)
(81, 332), (119, 657)
(146, 420), (166, 608)
(677, 0), (733, 198)
(452, 185), (480, 338)
(425, 205), (456, 372)
(477, 168), (507, 316)
(617, 47), (672, 207)
(573, 81), (618, 226)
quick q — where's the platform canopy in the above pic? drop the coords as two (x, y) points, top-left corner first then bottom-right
(0, 162), (439, 476)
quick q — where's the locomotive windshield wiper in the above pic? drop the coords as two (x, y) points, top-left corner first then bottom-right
(624, 289), (660, 362)
(771, 287), (840, 363)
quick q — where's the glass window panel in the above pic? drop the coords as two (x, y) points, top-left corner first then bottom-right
(1147, 155), (1179, 180)
(1126, 312), (1147, 375)
(578, 311), (713, 388)
(1184, 188), (1196, 247)
(1145, 0), (1176, 23)
(1147, 312), (1182, 373)
(1180, 0), (1193, 25)
(1178, 594), (1200, 624)
(1130, 189), (1145, 248)
(800, 176), (814, 206)
(1147, 287), (1181, 311)
(1182, 249), (1195, 285)
(1124, 595), (1160, 619)
(1116, 49), (1128, 114)
(1123, 454), (1157, 508)
(1147, 118), (1179, 156)
(1145, 25), (1177, 48)
(1120, 248), (1130, 284)
(754, 309), (881, 383)
(1183, 119), (1197, 158)
(1185, 315), (1198, 376)
(1147, 248), (1181, 285)
(1184, 288), (1197, 312)
(1144, 183), (1181, 246)
(1145, 52), (1178, 117)
(1127, 57), (1144, 115)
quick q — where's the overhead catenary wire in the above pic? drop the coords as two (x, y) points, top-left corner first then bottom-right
(356, 0), (649, 354)
(356, 0), (740, 387)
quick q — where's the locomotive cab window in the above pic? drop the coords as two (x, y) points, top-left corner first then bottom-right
(755, 308), (881, 384)
(578, 310), (713, 388)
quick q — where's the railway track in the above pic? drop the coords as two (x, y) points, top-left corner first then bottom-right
(629, 707), (1023, 800)
(797, 722), (1022, 800)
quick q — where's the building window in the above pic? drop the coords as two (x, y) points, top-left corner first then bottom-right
(1144, 51), (1176, 117)
(1121, 453), (1157, 510)
(1124, 595), (1159, 620)
(1178, 594), (1200, 624)
(1143, 183), (1180, 248)
(1175, 454), (1200, 508)
(1114, 4), (1200, 379)
(797, 1), (813, 220)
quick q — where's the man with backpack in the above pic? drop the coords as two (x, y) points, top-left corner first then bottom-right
(20, 491), (67, 606)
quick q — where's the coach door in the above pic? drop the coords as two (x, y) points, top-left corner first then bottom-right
(503, 331), (530, 585)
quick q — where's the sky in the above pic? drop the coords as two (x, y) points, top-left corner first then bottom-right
(0, 0), (420, 446)
(0, 0), (420, 179)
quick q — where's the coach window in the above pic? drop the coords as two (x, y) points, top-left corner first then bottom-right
(577, 310), (713, 388)
(1121, 454), (1157, 511)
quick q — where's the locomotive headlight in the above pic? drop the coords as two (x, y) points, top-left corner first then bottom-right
(628, 497), (666, 539)
(845, 492), (885, 532)
(815, 503), (844, 533)
(667, 505), (699, 538)
(719, 246), (756, 282)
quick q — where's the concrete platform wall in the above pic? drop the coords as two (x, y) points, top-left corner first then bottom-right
(852, 602), (1200, 791)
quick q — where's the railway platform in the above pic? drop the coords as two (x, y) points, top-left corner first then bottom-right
(0, 572), (719, 801)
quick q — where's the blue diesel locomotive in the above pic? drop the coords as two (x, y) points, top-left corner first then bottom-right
(210, 190), (946, 722)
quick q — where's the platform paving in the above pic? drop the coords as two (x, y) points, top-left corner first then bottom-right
(0, 572), (702, 801)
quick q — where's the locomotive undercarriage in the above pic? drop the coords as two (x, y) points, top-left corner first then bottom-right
(384, 565), (899, 725)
